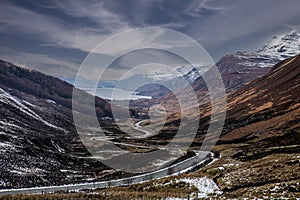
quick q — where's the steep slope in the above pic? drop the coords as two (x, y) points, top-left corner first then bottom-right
(189, 54), (300, 198)
(0, 60), (115, 188)
(141, 54), (300, 198)
(220, 54), (300, 143)
(190, 54), (300, 143)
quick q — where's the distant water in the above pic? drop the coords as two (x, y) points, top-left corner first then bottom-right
(82, 87), (151, 100)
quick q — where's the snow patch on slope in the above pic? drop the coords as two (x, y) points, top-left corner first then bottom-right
(179, 177), (223, 198)
(165, 177), (222, 199)
(0, 88), (66, 132)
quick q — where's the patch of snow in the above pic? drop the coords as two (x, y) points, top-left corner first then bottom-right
(0, 131), (18, 139)
(10, 167), (46, 175)
(0, 141), (17, 152)
(46, 99), (56, 104)
(22, 100), (36, 107)
(217, 166), (225, 171)
(178, 177), (223, 198)
(51, 140), (65, 153)
(0, 142), (13, 148)
(292, 155), (300, 159)
(223, 163), (239, 167)
(270, 185), (280, 192)
(0, 180), (6, 187)
(0, 88), (65, 132)
(0, 121), (22, 129)
(101, 116), (113, 120)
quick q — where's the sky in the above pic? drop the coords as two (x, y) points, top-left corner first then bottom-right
(0, 0), (300, 79)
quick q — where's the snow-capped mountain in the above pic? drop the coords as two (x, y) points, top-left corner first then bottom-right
(233, 31), (300, 68)
(159, 30), (300, 106)
(61, 31), (300, 100)
(216, 30), (300, 93)
(176, 64), (209, 83)
(137, 64), (207, 83)
(143, 31), (300, 84)
(140, 31), (300, 98)
(257, 31), (300, 59)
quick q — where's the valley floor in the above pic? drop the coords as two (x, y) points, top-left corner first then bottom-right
(1, 143), (299, 199)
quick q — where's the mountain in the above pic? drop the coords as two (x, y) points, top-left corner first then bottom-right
(220, 54), (300, 143)
(0, 60), (115, 188)
(137, 31), (300, 100)
(154, 31), (300, 110)
(257, 31), (300, 59)
(218, 31), (300, 93)
(189, 54), (300, 196)
(210, 54), (300, 196)
(151, 54), (300, 197)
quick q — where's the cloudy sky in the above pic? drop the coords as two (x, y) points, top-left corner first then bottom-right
(0, 0), (300, 79)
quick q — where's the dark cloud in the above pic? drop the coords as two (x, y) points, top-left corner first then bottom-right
(0, 0), (299, 78)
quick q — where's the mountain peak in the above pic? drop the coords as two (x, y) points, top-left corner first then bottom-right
(257, 30), (300, 59)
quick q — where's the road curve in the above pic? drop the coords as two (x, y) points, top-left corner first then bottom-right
(132, 119), (152, 138)
(0, 151), (214, 196)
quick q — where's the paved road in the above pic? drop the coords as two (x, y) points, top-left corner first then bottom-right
(0, 151), (213, 196)
(132, 119), (152, 138)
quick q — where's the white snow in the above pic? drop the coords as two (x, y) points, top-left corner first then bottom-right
(142, 64), (209, 82)
(51, 139), (65, 153)
(0, 140), (17, 152)
(0, 180), (5, 187)
(178, 177), (223, 198)
(46, 99), (56, 104)
(10, 167), (46, 175)
(0, 88), (66, 132)
(223, 163), (239, 167)
(234, 31), (300, 69)
(22, 100), (36, 107)
(0, 131), (18, 139)
(217, 166), (225, 171)
(258, 31), (300, 59)
(0, 121), (22, 129)
(0, 142), (14, 148)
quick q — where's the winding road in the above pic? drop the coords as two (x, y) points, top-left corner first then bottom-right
(0, 151), (213, 196)
(0, 120), (214, 196)
(132, 119), (153, 138)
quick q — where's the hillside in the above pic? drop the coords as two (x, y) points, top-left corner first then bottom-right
(191, 54), (300, 198)
(0, 60), (116, 188)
